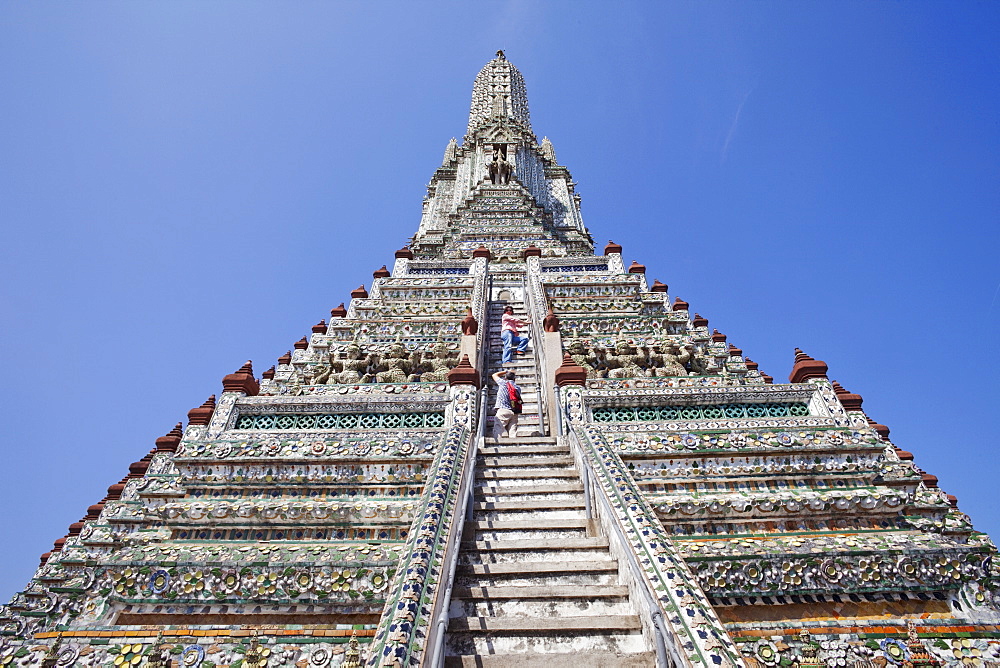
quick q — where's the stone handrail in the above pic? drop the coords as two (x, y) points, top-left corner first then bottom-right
(560, 385), (745, 668)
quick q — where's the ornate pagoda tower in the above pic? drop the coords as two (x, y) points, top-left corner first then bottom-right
(2, 52), (998, 668)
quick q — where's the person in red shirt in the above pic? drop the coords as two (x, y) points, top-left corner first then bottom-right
(500, 305), (529, 364)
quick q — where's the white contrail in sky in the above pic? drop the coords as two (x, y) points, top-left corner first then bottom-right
(722, 85), (755, 164)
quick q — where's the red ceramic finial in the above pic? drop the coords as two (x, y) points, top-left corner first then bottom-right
(294, 336), (309, 350)
(446, 354), (480, 388)
(187, 396), (217, 427)
(277, 351), (292, 365)
(155, 421), (186, 450)
(866, 417), (890, 440)
(789, 348), (828, 384)
(543, 307), (561, 333)
(351, 285), (368, 299)
(262, 365), (276, 380)
(604, 240), (623, 255)
(460, 308), (479, 336)
(672, 296), (689, 311)
(330, 303), (347, 318)
(312, 319), (328, 334)
(522, 245), (542, 258)
(555, 352), (588, 387)
(831, 381), (863, 411)
(691, 313), (708, 327)
(395, 246), (414, 259)
(373, 265), (391, 279)
(711, 329), (727, 343)
(650, 280), (668, 293)
(627, 261), (646, 274)
(222, 361), (259, 396)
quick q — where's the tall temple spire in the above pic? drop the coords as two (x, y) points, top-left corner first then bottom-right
(466, 50), (533, 138)
(411, 52), (590, 259)
(6, 52), (997, 668)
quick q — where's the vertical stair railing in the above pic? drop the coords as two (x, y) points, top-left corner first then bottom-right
(520, 275), (548, 436)
(426, 385), (487, 668)
(554, 394), (683, 668)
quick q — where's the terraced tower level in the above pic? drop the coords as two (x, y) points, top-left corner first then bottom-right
(3, 52), (998, 668)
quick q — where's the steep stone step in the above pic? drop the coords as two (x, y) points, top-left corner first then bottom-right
(466, 518), (591, 530)
(475, 486), (582, 502)
(453, 584), (626, 599)
(446, 633), (648, 658)
(477, 455), (574, 467)
(476, 469), (576, 480)
(486, 436), (558, 445)
(457, 560), (617, 577)
(447, 615), (642, 635)
(460, 547), (609, 566)
(473, 508), (586, 522)
(478, 445), (568, 456)
(472, 499), (585, 512)
(450, 595), (634, 619)
(444, 653), (655, 668)
(460, 537), (606, 552)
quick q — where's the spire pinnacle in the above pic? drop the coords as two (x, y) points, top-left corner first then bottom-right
(467, 52), (532, 137)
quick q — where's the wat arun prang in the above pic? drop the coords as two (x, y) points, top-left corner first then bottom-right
(2, 52), (997, 668)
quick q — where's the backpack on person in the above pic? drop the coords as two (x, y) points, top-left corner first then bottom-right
(507, 382), (523, 414)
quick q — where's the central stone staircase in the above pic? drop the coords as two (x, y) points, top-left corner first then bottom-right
(486, 297), (542, 437)
(443, 298), (655, 666)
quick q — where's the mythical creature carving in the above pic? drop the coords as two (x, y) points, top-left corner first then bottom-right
(566, 339), (599, 378)
(375, 341), (411, 384)
(658, 342), (692, 377)
(606, 340), (649, 379)
(335, 343), (369, 384)
(419, 341), (457, 382)
(488, 146), (512, 185)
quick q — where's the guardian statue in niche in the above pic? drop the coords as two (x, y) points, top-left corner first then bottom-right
(488, 145), (512, 185)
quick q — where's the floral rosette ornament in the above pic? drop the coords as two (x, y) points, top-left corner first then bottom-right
(944, 638), (985, 665)
(110, 643), (145, 666)
(752, 640), (780, 666)
(879, 638), (910, 665)
(148, 569), (170, 594)
(255, 572), (279, 596)
(181, 570), (206, 595)
(181, 645), (205, 667)
(110, 568), (137, 595)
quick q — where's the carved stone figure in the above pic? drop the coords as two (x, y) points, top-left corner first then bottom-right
(659, 342), (692, 377)
(607, 340), (648, 378)
(376, 342), (410, 383)
(488, 147), (512, 185)
(336, 344), (368, 384)
(308, 360), (333, 385)
(419, 342), (456, 382)
(566, 339), (598, 378)
(688, 346), (712, 375)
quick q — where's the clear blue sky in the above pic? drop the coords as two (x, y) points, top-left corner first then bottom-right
(1, 2), (998, 602)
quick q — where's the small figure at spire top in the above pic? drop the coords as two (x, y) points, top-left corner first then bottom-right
(496, 49), (506, 61)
